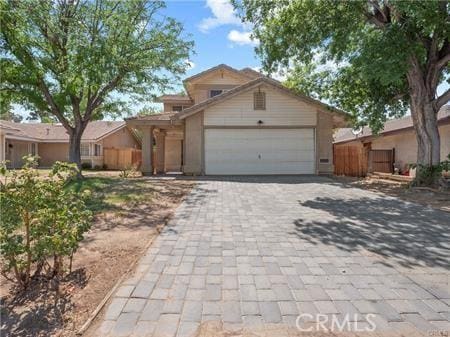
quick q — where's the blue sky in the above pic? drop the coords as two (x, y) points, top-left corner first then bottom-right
(14, 0), (449, 120)
(162, 0), (261, 86)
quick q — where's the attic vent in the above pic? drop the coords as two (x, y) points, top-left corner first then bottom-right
(253, 91), (266, 110)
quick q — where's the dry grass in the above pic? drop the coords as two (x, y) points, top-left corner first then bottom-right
(0, 174), (194, 337)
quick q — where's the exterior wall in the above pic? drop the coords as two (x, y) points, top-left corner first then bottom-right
(203, 85), (317, 126)
(370, 131), (417, 170)
(334, 123), (450, 171)
(183, 112), (203, 174)
(165, 138), (182, 172)
(101, 127), (139, 149)
(38, 143), (69, 167)
(440, 124), (450, 160)
(191, 70), (249, 104)
(316, 111), (334, 174)
(163, 102), (193, 112)
(5, 140), (32, 168)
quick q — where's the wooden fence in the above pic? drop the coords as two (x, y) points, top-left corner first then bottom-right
(103, 148), (142, 170)
(333, 145), (368, 177)
(369, 149), (394, 173)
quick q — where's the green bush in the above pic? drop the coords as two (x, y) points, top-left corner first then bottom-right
(93, 164), (102, 170)
(81, 162), (92, 170)
(0, 156), (92, 288)
(412, 153), (450, 187)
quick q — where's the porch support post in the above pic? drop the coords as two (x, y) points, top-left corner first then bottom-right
(155, 130), (166, 174)
(141, 126), (154, 176)
(0, 133), (5, 162)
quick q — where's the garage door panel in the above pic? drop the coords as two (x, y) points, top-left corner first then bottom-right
(204, 129), (315, 175)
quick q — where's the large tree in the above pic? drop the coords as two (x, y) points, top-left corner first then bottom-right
(1, 0), (193, 168)
(235, 0), (450, 181)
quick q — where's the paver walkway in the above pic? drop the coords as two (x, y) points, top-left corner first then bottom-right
(96, 176), (450, 336)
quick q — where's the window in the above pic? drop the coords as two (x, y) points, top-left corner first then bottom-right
(94, 144), (101, 156)
(320, 158), (329, 163)
(172, 105), (183, 112)
(210, 90), (223, 98)
(30, 143), (37, 156)
(253, 91), (266, 110)
(80, 143), (90, 156)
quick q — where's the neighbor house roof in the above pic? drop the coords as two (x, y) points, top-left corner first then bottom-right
(334, 105), (450, 144)
(155, 94), (193, 104)
(174, 76), (349, 122)
(127, 112), (176, 121)
(0, 120), (129, 142)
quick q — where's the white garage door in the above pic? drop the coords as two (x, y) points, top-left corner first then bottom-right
(204, 128), (315, 175)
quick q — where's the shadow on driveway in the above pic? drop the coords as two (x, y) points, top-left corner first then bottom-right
(294, 196), (450, 270)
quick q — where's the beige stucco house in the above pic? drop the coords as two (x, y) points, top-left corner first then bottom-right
(334, 106), (450, 173)
(0, 120), (140, 168)
(127, 64), (348, 175)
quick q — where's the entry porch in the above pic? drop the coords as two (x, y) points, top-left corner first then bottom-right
(126, 113), (184, 175)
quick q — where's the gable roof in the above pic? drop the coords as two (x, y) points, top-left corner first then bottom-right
(239, 67), (265, 79)
(0, 120), (129, 142)
(183, 64), (255, 85)
(175, 76), (349, 121)
(334, 105), (450, 144)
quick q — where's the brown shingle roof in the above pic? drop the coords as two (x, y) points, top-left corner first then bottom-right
(127, 112), (176, 121)
(156, 95), (193, 103)
(0, 120), (127, 142)
(334, 105), (450, 144)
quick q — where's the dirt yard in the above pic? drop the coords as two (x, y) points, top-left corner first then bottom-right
(333, 175), (450, 212)
(0, 175), (194, 337)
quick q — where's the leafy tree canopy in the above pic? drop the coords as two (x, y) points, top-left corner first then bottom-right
(1, 0), (194, 166)
(235, 0), (449, 132)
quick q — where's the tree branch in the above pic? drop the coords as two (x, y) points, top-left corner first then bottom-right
(38, 80), (72, 131)
(435, 88), (450, 111)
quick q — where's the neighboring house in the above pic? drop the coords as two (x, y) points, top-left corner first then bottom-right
(127, 64), (348, 175)
(0, 120), (140, 168)
(334, 106), (450, 174)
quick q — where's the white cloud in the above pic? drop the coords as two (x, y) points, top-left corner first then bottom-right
(227, 30), (259, 46)
(198, 0), (242, 32)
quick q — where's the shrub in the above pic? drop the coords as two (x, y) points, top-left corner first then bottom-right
(102, 164), (108, 170)
(93, 165), (102, 170)
(81, 162), (92, 170)
(412, 154), (450, 187)
(0, 156), (92, 288)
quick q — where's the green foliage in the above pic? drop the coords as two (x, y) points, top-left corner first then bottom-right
(412, 154), (450, 187)
(81, 162), (92, 170)
(0, 0), (194, 166)
(235, 0), (449, 132)
(0, 156), (92, 288)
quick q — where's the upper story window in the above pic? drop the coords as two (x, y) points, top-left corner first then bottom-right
(80, 143), (90, 156)
(172, 105), (183, 112)
(254, 91), (266, 110)
(209, 90), (223, 98)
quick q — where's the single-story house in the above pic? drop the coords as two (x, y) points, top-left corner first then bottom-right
(334, 106), (450, 174)
(126, 64), (348, 175)
(0, 120), (140, 168)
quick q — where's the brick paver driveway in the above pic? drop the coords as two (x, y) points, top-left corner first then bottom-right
(96, 176), (450, 336)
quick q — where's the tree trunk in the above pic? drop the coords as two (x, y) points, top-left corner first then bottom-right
(409, 89), (441, 186)
(68, 128), (84, 175)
